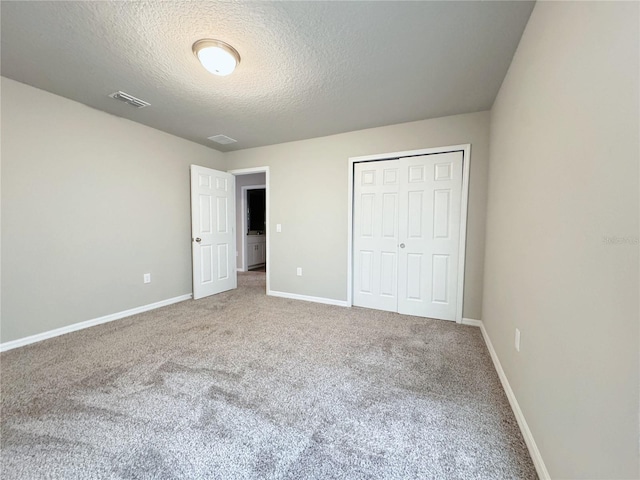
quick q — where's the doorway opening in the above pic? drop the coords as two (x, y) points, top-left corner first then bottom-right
(229, 167), (270, 293)
(244, 186), (266, 272)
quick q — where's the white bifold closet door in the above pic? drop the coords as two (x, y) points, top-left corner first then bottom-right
(353, 151), (463, 321)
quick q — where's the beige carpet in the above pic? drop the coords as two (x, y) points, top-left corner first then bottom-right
(1, 272), (537, 479)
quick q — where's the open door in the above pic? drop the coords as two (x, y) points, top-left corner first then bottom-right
(191, 165), (237, 299)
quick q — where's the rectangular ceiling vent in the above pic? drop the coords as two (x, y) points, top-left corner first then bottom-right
(208, 134), (237, 145)
(108, 91), (150, 108)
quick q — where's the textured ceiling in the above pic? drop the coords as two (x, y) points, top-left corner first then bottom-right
(1, 1), (534, 152)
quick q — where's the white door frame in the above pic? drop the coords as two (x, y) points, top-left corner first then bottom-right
(347, 144), (471, 323)
(239, 184), (266, 271)
(228, 167), (270, 294)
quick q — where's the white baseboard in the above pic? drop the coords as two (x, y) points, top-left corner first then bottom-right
(478, 321), (551, 480)
(461, 317), (482, 327)
(0, 294), (193, 352)
(267, 290), (349, 307)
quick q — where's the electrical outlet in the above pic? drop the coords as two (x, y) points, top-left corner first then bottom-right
(296, 267), (302, 276)
(143, 273), (151, 284)
(276, 224), (282, 233)
(515, 328), (521, 352)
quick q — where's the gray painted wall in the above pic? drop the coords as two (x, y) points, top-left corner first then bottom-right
(225, 111), (491, 319)
(1, 77), (225, 343)
(2, 83), (489, 343)
(483, 2), (639, 477)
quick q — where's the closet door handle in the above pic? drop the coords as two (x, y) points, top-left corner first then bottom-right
(195, 237), (202, 243)
(399, 243), (405, 248)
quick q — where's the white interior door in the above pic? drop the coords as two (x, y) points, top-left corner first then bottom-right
(397, 152), (463, 320)
(352, 151), (463, 321)
(353, 160), (400, 311)
(191, 165), (237, 300)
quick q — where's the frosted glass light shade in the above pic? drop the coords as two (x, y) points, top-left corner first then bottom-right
(193, 40), (240, 76)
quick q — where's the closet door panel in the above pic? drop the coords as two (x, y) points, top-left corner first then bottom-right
(353, 160), (399, 312)
(397, 152), (463, 320)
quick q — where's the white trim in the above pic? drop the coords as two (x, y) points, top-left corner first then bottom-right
(239, 184), (266, 272)
(228, 167), (270, 294)
(456, 145), (471, 323)
(0, 294), (192, 352)
(347, 144), (471, 323)
(347, 158), (354, 307)
(349, 144), (470, 163)
(461, 317), (482, 327)
(268, 290), (349, 307)
(478, 320), (551, 480)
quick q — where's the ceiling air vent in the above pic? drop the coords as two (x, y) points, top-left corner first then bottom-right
(208, 134), (237, 145)
(108, 91), (150, 108)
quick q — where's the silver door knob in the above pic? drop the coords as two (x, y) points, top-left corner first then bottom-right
(400, 243), (405, 248)
(195, 237), (202, 243)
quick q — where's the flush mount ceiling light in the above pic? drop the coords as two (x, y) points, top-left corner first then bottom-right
(193, 39), (240, 76)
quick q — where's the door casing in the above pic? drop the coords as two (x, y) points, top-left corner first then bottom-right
(347, 144), (471, 323)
